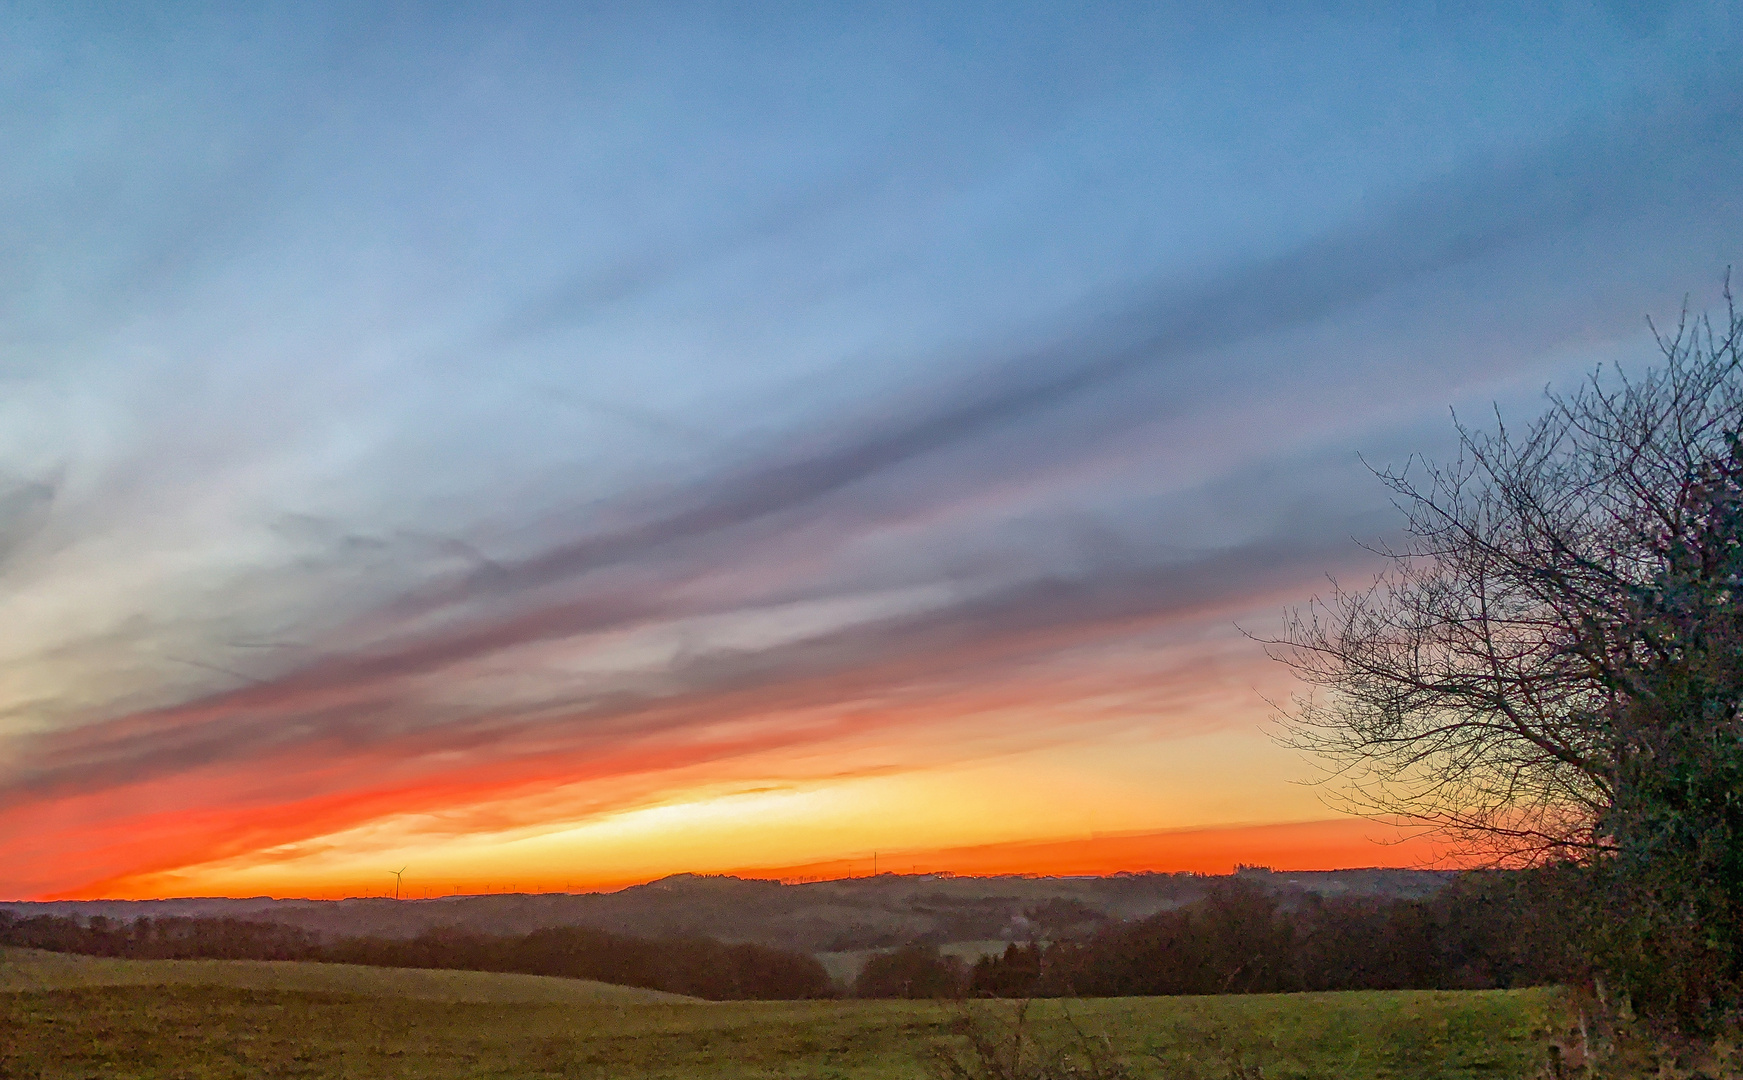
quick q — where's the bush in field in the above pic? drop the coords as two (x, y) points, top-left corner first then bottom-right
(855, 943), (967, 998)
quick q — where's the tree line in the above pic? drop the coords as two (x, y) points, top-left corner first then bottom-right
(2, 876), (1573, 1003)
(0, 911), (831, 1000)
(855, 874), (1575, 998)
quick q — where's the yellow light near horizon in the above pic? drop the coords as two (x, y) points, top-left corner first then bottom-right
(104, 727), (1326, 899)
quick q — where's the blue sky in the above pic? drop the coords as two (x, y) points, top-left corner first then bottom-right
(3, 2), (1742, 897)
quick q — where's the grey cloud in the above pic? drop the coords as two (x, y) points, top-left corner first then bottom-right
(34, 69), (1724, 728)
(402, 75), (1743, 613)
(3, 404), (1402, 806)
(6, 27), (1743, 855)
(479, 170), (892, 353)
(0, 475), (57, 569)
(0, 487), (1370, 809)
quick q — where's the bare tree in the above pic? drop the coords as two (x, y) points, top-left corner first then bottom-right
(1269, 281), (1743, 868)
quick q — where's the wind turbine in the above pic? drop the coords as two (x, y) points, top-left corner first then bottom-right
(389, 867), (407, 900)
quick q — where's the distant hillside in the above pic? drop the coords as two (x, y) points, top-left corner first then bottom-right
(3, 868), (1452, 954)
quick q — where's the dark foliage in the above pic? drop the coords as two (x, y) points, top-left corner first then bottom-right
(853, 943), (968, 998)
(1271, 287), (1743, 1031)
(323, 924), (830, 999)
(1021, 899), (1111, 939)
(0, 910), (829, 1000)
(0, 914), (319, 960)
(853, 877), (1584, 999)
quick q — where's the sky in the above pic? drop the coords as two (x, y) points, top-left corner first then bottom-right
(3, 2), (1743, 900)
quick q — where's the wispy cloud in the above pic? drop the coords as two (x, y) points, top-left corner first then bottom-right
(2, 3), (1741, 896)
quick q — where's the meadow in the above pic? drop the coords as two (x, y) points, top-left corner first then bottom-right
(0, 947), (1568, 1079)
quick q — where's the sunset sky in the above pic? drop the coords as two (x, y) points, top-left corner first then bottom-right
(4, 3), (1743, 900)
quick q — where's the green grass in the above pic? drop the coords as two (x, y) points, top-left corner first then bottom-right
(0, 949), (1568, 1079)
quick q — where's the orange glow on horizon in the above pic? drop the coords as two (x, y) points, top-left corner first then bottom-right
(11, 615), (1321, 901)
(55, 818), (1472, 902)
(728, 818), (1475, 883)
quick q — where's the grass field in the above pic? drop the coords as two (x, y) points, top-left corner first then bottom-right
(0, 948), (1567, 1079)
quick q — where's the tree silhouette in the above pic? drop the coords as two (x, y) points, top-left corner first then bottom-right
(1270, 282), (1743, 1028)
